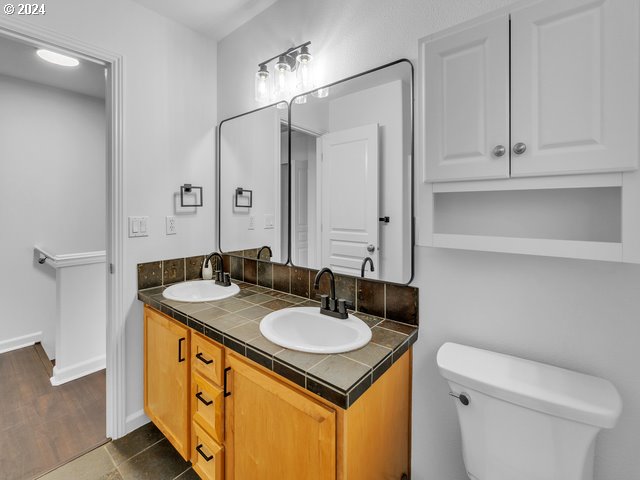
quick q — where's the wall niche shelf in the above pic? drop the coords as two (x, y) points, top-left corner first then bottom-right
(417, 172), (640, 264)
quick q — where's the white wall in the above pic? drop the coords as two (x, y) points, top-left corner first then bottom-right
(3, 0), (218, 433)
(0, 74), (105, 358)
(217, 1), (640, 478)
(219, 106), (283, 261)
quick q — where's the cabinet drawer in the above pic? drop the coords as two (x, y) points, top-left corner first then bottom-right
(192, 332), (224, 386)
(192, 371), (224, 443)
(192, 422), (224, 480)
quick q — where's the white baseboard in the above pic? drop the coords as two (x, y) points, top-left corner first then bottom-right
(0, 331), (42, 354)
(125, 409), (150, 435)
(50, 354), (106, 386)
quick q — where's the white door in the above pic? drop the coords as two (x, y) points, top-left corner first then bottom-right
(291, 159), (309, 265)
(320, 124), (379, 277)
(422, 15), (510, 182)
(511, 0), (639, 177)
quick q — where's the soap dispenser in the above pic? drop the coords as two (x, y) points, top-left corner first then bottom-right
(202, 258), (213, 280)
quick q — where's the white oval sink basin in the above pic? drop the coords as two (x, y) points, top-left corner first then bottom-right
(162, 280), (239, 303)
(259, 307), (372, 354)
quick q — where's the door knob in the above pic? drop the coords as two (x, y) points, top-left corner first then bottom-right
(492, 145), (506, 157)
(367, 244), (375, 253)
(513, 142), (527, 155)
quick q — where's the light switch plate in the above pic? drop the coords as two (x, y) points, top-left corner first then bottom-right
(264, 214), (274, 229)
(129, 216), (149, 237)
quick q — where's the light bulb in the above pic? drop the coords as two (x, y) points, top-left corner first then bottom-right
(254, 65), (270, 103)
(273, 55), (291, 101)
(296, 46), (314, 92)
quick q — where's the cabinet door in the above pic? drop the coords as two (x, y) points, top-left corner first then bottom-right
(511, 0), (639, 177)
(422, 15), (510, 182)
(225, 354), (336, 480)
(144, 306), (190, 460)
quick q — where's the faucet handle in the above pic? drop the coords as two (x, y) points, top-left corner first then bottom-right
(328, 297), (337, 312)
(223, 272), (231, 286)
(337, 299), (347, 314)
(319, 294), (329, 310)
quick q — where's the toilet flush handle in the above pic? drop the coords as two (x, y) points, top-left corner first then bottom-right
(449, 391), (470, 406)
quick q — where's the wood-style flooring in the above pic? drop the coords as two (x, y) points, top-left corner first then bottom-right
(0, 344), (106, 480)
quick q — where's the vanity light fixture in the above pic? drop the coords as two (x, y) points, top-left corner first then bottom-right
(36, 49), (79, 67)
(254, 41), (314, 104)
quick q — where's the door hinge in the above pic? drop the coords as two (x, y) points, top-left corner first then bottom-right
(109, 263), (114, 274)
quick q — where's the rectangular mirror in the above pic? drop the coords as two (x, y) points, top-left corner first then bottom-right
(289, 60), (414, 284)
(218, 102), (289, 264)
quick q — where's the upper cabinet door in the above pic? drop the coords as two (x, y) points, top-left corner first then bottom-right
(511, 0), (639, 177)
(422, 15), (510, 182)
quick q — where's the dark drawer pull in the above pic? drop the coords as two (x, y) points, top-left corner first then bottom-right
(196, 444), (213, 462)
(178, 337), (186, 363)
(196, 391), (213, 406)
(196, 352), (213, 365)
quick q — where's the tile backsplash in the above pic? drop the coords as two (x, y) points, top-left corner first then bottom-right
(138, 254), (419, 326)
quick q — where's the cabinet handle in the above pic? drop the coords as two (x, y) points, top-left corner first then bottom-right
(196, 352), (213, 365)
(196, 444), (213, 462)
(492, 145), (506, 157)
(178, 337), (186, 363)
(224, 367), (231, 397)
(513, 142), (527, 155)
(195, 391), (213, 406)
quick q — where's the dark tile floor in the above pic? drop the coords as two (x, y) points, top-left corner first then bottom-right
(37, 423), (198, 480)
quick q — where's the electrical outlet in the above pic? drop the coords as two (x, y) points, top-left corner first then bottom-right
(166, 216), (176, 235)
(248, 215), (256, 230)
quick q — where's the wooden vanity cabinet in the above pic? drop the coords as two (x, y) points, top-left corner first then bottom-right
(143, 306), (412, 479)
(143, 305), (190, 460)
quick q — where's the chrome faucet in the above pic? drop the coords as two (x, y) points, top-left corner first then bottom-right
(360, 257), (374, 278)
(205, 252), (231, 287)
(313, 267), (349, 319)
(257, 245), (272, 260)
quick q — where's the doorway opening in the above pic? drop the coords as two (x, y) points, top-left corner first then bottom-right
(0, 21), (124, 478)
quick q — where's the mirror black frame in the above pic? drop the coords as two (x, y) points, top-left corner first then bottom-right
(288, 58), (415, 285)
(217, 101), (291, 265)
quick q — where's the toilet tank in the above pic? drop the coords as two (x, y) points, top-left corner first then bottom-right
(437, 343), (622, 480)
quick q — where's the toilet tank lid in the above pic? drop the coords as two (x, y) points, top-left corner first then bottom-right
(436, 343), (622, 428)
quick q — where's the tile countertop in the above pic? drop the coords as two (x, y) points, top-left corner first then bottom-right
(138, 281), (418, 409)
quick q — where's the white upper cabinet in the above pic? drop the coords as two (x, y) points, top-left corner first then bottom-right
(422, 16), (509, 182)
(422, 0), (639, 182)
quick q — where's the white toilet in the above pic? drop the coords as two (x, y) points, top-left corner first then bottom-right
(437, 343), (622, 480)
